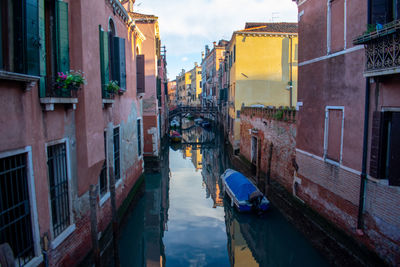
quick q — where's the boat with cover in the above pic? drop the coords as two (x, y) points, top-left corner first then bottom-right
(221, 169), (270, 212)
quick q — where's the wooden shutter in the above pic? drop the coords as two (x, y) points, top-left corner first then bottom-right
(113, 36), (126, 91)
(136, 54), (145, 94)
(56, 0), (69, 73)
(369, 111), (384, 178)
(326, 109), (343, 162)
(25, 0), (40, 75)
(388, 112), (400, 186)
(99, 26), (109, 93)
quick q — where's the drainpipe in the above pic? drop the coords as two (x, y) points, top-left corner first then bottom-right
(289, 36), (293, 107)
(357, 0), (372, 232)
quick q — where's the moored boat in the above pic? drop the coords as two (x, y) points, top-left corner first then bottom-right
(170, 130), (182, 142)
(221, 169), (270, 212)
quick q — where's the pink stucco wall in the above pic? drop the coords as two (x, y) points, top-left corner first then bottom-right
(0, 1), (144, 265)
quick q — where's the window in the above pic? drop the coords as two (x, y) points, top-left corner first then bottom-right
(324, 107), (344, 164)
(109, 20), (126, 91)
(113, 127), (120, 181)
(0, 0), (39, 75)
(371, 0), (400, 25)
(44, 0), (70, 97)
(233, 45), (236, 62)
(47, 142), (71, 238)
(136, 54), (145, 94)
(137, 119), (142, 157)
(0, 153), (35, 266)
(370, 111), (400, 186)
(99, 131), (108, 197)
(99, 20), (126, 98)
(330, 0), (345, 52)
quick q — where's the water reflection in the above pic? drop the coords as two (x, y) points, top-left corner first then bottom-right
(119, 123), (327, 267)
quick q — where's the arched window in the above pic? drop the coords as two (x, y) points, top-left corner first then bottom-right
(108, 19), (116, 81)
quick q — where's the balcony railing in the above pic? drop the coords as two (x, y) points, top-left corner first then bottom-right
(354, 20), (400, 77)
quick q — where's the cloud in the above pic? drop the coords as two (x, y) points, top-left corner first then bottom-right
(181, 57), (189, 62)
(136, 0), (297, 77)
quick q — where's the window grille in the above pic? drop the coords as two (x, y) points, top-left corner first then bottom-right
(137, 120), (142, 157)
(47, 143), (70, 238)
(113, 128), (120, 181)
(0, 153), (35, 266)
(99, 131), (108, 196)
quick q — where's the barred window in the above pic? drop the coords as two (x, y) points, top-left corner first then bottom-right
(0, 153), (35, 266)
(137, 120), (142, 157)
(113, 127), (120, 181)
(99, 131), (108, 196)
(47, 143), (70, 237)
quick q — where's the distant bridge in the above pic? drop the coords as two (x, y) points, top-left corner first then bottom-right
(169, 106), (218, 121)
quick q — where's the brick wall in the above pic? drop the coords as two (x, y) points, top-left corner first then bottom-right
(48, 159), (143, 266)
(241, 106), (400, 265)
(296, 150), (400, 265)
(240, 107), (297, 191)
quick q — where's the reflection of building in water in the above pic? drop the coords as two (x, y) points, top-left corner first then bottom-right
(225, 205), (258, 266)
(201, 147), (224, 208)
(144, 147), (170, 267)
(191, 142), (203, 171)
(185, 145), (192, 158)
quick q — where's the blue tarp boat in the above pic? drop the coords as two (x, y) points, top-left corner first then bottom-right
(221, 169), (270, 212)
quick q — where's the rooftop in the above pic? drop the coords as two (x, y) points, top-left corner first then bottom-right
(128, 12), (158, 21)
(241, 22), (298, 34)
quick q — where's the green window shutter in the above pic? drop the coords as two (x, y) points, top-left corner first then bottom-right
(99, 26), (109, 95)
(38, 0), (46, 97)
(24, 0), (40, 75)
(112, 37), (126, 91)
(56, 0), (69, 73)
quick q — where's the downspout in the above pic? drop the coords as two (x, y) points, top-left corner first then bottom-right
(289, 36), (293, 107)
(357, 0), (371, 232)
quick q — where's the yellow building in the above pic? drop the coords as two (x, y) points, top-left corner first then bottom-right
(176, 69), (192, 106)
(189, 63), (202, 106)
(227, 22), (298, 149)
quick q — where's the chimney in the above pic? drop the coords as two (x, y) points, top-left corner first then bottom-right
(213, 41), (217, 48)
(201, 52), (205, 59)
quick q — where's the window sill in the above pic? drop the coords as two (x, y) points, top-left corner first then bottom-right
(40, 97), (78, 111)
(50, 224), (76, 249)
(102, 99), (114, 109)
(324, 158), (341, 167)
(24, 254), (43, 267)
(0, 70), (40, 91)
(99, 192), (110, 207)
(116, 178), (123, 188)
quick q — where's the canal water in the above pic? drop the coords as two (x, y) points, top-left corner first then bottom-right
(118, 123), (328, 267)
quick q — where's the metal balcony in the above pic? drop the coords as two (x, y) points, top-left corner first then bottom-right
(354, 20), (400, 77)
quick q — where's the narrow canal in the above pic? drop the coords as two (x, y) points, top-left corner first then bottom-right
(118, 122), (328, 267)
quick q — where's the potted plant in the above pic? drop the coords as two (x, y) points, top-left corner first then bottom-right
(106, 80), (120, 98)
(56, 70), (86, 97)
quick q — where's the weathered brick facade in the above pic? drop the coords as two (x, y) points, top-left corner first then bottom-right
(296, 0), (400, 264)
(240, 107), (297, 192)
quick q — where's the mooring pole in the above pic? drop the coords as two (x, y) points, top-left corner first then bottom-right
(89, 184), (100, 266)
(109, 169), (120, 267)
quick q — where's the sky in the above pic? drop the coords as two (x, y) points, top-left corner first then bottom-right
(136, 0), (298, 80)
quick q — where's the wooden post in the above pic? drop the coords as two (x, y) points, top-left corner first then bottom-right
(89, 184), (100, 266)
(266, 143), (273, 185)
(109, 169), (120, 267)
